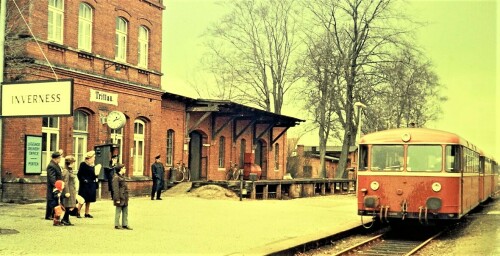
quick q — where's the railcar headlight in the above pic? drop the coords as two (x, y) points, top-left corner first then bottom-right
(431, 182), (442, 192)
(370, 181), (380, 191)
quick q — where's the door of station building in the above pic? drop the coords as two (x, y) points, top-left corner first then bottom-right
(188, 131), (202, 181)
(254, 139), (268, 179)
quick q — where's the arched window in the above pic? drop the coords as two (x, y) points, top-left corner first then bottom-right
(73, 111), (89, 165)
(133, 120), (146, 176)
(166, 129), (174, 166)
(218, 136), (225, 168)
(274, 143), (280, 170)
(42, 117), (59, 175)
(78, 3), (93, 52)
(48, 0), (64, 43)
(115, 17), (128, 61)
(138, 26), (149, 68)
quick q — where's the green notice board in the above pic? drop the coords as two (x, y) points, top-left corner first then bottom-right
(25, 135), (43, 174)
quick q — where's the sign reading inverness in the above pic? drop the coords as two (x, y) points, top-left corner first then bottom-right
(1, 79), (74, 117)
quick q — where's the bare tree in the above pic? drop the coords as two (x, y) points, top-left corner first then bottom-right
(362, 49), (446, 130)
(301, 31), (344, 177)
(203, 0), (301, 114)
(305, 0), (412, 177)
(4, 0), (36, 81)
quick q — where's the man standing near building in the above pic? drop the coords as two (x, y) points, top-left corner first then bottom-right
(45, 151), (63, 220)
(151, 154), (164, 200)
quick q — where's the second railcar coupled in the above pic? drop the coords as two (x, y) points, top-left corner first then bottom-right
(357, 128), (498, 225)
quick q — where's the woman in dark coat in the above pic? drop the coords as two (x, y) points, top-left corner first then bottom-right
(77, 151), (97, 218)
(112, 164), (132, 230)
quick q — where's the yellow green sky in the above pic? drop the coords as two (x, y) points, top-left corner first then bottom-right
(162, 0), (498, 158)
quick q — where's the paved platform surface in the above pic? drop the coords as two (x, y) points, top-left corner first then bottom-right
(0, 191), (360, 255)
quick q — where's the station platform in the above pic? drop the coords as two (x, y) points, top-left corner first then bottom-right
(0, 191), (361, 255)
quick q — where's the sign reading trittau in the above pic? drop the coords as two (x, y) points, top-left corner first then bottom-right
(1, 79), (74, 117)
(90, 89), (118, 106)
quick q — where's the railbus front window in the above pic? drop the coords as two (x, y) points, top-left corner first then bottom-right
(407, 145), (442, 172)
(359, 145), (368, 171)
(371, 145), (404, 171)
(446, 145), (461, 172)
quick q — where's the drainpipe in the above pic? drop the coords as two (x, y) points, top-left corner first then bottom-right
(0, 0), (8, 196)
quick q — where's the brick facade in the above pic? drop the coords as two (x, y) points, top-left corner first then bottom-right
(0, 0), (301, 203)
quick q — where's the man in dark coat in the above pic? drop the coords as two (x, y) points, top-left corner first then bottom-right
(151, 154), (165, 200)
(105, 155), (118, 199)
(45, 151), (63, 220)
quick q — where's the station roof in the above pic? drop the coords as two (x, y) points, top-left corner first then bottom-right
(162, 92), (304, 127)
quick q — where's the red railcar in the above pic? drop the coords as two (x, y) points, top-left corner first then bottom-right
(357, 128), (498, 224)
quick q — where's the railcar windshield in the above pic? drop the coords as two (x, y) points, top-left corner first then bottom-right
(371, 145), (404, 171)
(407, 145), (442, 172)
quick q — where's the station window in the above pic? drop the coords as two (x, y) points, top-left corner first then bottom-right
(133, 120), (146, 176)
(274, 143), (280, 170)
(370, 145), (403, 171)
(138, 26), (149, 68)
(78, 3), (93, 52)
(42, 117), (59, 175)
(115, 17), (128, 62)
(218, 136), (225, 168)
(48, 0), (64, 44)
(72, 110), (88, 165)
(166, 129), (174, 166)
(239, 139), (246, 168)
(407, 145), (442, 172)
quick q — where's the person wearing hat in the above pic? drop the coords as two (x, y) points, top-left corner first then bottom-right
(61, 155), (78, 225)
(77, 150), (98, 218)
(105, 155), (119, 200)
(45, 151), (63, 220)
(151, 154), (165, 200)
(112, 164), (132, 230)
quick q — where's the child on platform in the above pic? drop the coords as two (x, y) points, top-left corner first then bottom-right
(49, 180), (65, 226)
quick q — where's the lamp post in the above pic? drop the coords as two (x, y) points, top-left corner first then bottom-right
(354, 102), (367, 146)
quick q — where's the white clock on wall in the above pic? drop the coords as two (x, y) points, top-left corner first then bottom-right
(106, 111), (126, 129)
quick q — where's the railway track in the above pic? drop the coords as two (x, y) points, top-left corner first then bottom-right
(333, 229), (443, 256)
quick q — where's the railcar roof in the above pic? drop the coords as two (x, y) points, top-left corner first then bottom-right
(359, 128), (471, 146)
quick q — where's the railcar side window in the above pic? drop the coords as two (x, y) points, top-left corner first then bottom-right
(359, 145), (368, 171)
(407, 145), (442, 172)
(371, 145), (403, 171)
(445, 145), (460, 172)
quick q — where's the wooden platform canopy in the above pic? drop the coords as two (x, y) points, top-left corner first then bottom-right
(162, 92), (304, 145)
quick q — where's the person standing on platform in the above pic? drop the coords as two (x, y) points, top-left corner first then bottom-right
(77, 151), (98, 218)
(105, 155), (118, 199)
(112, 164), (132, 230)
(151, 154), (165, 200)
(45, 151), (63, 220)
(61, 155), (77, 225)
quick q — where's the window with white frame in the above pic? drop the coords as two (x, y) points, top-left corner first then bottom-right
(72, 111), (88, 165)
(138, 26), (149, 68)
(274, 143), (280, 170)
(218, 136), (225, 168)
(111, 128), (124, 164)
(115, 17), (128, 62)
(166, 129), (174, 166)
(48, 0), (64, 43)
(42, 117), (59, 175)
(78, 3), (92, 52)
(133, 120), (145, 176)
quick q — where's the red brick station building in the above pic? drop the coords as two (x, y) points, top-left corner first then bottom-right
(0, 0), (302, 202)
